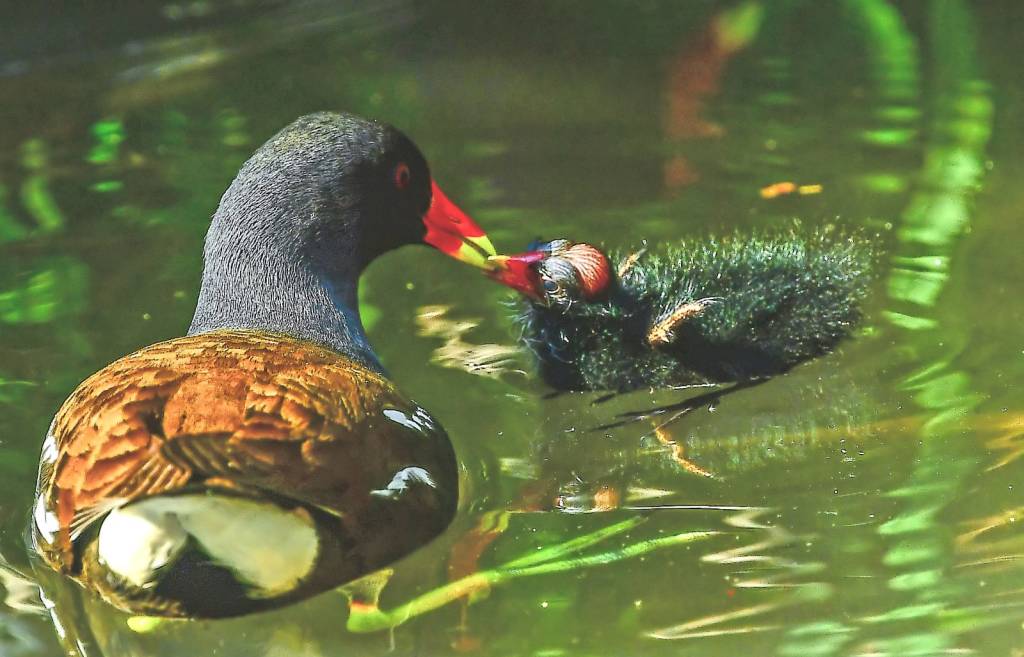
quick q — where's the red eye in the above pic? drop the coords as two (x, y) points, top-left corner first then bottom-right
(394, 162), (411, 190)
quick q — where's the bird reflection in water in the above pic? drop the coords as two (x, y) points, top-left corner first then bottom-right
(662, 2), (763, 190)
(415, 305), (525, 380)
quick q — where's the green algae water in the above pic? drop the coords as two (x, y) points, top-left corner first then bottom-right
(2, 1), (1023, 655)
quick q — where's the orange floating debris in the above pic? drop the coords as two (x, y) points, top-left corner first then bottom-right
(759, 181), (823, 199)
(759, 181), (796, 198)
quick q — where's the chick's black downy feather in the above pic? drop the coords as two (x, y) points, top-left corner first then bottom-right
(517, 229), (873, 392)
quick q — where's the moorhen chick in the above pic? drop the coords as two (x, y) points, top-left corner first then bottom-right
(29, 112), (502, 619)
(491, 230), (873, 392)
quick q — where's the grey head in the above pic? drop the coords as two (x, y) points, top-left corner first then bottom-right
(188, 112), (435, 371)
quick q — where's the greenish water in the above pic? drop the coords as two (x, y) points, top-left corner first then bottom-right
(2, 1), (1023, 655)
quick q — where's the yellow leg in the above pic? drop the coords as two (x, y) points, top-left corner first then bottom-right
(653, 425), (719, 480)
(616, 248), (648, 278)
(647, 297), (722, 347)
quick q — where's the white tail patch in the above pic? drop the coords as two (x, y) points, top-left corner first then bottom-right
(97, 503), (187, 588)
(97, 495), (319, 598)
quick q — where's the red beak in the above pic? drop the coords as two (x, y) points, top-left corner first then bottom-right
(423, 181), (497, 269)
(485, 251), (546, 299)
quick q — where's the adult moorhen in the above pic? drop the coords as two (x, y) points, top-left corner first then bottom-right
(490, 230), (873, 392)
(30, 112), (502, 618)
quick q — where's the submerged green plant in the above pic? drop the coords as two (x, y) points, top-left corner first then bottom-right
(341, 516), (716, 633)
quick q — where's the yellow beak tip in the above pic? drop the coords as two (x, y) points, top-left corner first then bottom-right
(469, 235), (498, 258)
(454, 242), (491, 270)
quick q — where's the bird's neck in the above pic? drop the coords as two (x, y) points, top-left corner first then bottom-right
(188, 237), (383, 372)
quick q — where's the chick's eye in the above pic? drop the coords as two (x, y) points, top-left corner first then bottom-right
(394, 162), (411, 190)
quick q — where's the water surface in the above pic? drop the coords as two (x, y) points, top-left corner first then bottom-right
(2, 2), (1023, 655)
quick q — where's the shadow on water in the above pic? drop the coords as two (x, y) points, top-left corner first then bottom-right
(2, 1), (1024, 656)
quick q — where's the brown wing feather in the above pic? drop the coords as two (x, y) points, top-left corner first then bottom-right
(36, 330), (430, 573)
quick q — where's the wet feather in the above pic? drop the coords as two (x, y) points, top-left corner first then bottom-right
(516, 229), (874, 392)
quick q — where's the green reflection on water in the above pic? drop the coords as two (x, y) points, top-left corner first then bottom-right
(87, 119), (124, 165)
(0, 258), (89, 325)
(864, 1), (993, 656)
(0, 185), (30, 243)
(18, 141), (64, 234)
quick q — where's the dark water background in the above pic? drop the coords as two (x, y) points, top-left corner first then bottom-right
(2, 1), (1023, 655)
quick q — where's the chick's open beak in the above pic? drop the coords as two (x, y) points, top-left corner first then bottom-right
(486, 252), (545, 299)
(423, 181), (497, 269)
